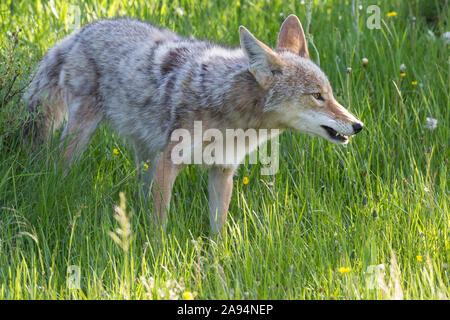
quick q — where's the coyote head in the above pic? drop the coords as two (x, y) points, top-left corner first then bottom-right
(239, 15), (363, 144)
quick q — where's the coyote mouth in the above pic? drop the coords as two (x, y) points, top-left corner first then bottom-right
(321, 125), (349, 143)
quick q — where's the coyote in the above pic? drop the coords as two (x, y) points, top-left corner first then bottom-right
(25, 15), (363, 235)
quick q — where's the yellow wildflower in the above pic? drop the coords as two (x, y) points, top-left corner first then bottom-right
(242, 177), (249, 185)
(183, 291), (194, 300)
(416, 255), (423, 262)
(143, 163), (149, 169)
(113, 148), (119, 155)
(387, 12), (397, 18)
(411, 81), (418, 85)
(338, 267), (351, 274)
(400, 72), (406, 77)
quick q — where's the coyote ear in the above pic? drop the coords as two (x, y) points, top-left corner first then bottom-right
(276, 14), (309, 59)
(239, 26), (285, 89)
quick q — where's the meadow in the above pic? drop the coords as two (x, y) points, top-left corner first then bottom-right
(0, 0), (448, 299)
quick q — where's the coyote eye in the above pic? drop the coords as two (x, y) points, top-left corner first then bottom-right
(271, 69), (282, 76)
(312, 93), (324, 101)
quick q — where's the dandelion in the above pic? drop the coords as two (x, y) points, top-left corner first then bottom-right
(443, 31), (450, 45)
(338, 267), (351, 274)
(387, 12), (397, 18)
(346, 67), (352, 74)
(416, 255), (423, 262)
(424, 117), (438, 130)
(242, 177), (249, 185)
(113, 148), (119, 155)
(426, 30), (436, 41)
(143, 163), (149, 169)
(400, 72), (406, 77)
(362, 58), (369, 67)
(400, 64), (406, 73)
(330, 293), (335, 298)
(411, 81), (418, 86)
(176, 7), (184, 16)
(183, 291), (194, 300)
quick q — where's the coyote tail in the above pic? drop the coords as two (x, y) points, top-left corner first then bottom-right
(23, 42), (68, 143)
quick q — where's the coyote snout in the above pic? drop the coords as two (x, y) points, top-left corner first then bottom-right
(317, 100), (364, 144)
(282, 95), (364, 144)
(315, 100), (364, 144)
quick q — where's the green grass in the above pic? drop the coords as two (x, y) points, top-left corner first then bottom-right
(0, 0), (448, 299)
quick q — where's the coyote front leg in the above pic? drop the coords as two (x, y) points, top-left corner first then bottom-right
(152, 148), (182, 230)
(209, 167), (235, 235)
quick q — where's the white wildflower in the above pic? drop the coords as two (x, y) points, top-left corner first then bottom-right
(425, 117), (438, 130)
(176, 7), (184, 16)
(442, 31), (450, 44)
(426, 29), (436, 41)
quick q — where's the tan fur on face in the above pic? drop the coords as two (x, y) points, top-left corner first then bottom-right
(324, 99), (357, 122)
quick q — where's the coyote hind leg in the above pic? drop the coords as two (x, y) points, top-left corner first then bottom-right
(60, 91), (103, 168)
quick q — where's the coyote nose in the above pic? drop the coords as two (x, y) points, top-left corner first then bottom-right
(352, 123), (363, 134)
